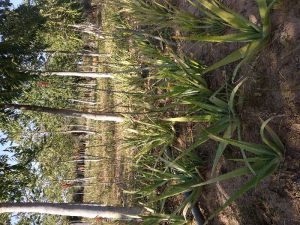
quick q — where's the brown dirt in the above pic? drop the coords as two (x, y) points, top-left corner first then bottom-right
(175, 0), (300, 224)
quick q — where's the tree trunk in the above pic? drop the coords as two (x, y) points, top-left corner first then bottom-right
(66, 159), (102, 163)
(0, 203), (142, 221)
(70, 223), (90, 225)
(45, 71), (113, 79)
(68, 23), (104, 39)
(69, 99), (97, 105)
(44, 50), (110, 57)
(59, 130), (96, 135)
(0, 104), (124, 123)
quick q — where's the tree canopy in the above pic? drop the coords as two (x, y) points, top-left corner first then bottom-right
(0, 1), (47, 102)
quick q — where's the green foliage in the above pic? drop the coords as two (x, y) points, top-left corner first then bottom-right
(166, 79), (246, 174)
(183, 0), (275, 81)
(0, 213), (11, 225)
(37, 0), (84, 52)
(19, 77), (80, 109)
(107, 0), (283, 222)
(121, 0), (224, 34)
(125, 118), (175, 160)
(0, 0), (284, 224)
(45, 53), (80, 72)
(0, 3), (47, 101)
(121, 0), (276, 81)
(0, 4), (47, 58)
(0, 0), (102, 224)
(192, 118), (284, 224)
(0, 151), (37, 201)
(136, 152), (203, 215)
(141, 213), (186, 225)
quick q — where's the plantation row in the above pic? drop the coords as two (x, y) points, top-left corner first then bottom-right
(101, 0), (286, 224)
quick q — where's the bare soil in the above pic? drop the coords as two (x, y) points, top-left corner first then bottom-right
(175, 0), (300, 224)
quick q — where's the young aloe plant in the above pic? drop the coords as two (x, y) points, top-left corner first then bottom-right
(191, 117), (284, 225)
(166, 79), (246, 171)
(121, 0), (224, 34)
(120, 0), (172, 31)
(134, 38), (207, 80)
(135, 152), (203, 224)
(141, 213), (187, 225)
(124, 118), (175, 160)
(126, 39), (211, 114)
(179, 0), (277, 81)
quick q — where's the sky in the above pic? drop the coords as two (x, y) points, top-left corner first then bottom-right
(0, 132), (15, 164)
(0, 132), (9, 151)
(11, 0), (23, 7)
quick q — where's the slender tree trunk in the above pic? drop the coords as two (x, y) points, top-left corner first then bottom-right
(67, 125), (97, 129)
(26, 70), (114, 78)
(69, 83), (97, 87)
(65, 84), (141, 95)
(44, 50), (110, 57)
(69, 99), (97, 105)
(0, 203), (142, 221)
(0, 104), (124, 123)
(68, 23), (105, 39)
(43, 68), (145, 77)
(64, 177), (96, 182)
(44, 72), (113, 79)
(62, 130), (96, 135)
(69, 223), (90, 225)
(66, 159), (102, 163)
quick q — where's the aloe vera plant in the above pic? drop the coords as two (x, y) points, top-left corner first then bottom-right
(167, 78), (246, 170)
(125, 118), (175, 160)
(121, 0), (224, 34)
(191, 117), (284, 224)
(134, 152), (203, 224)
(178, 0), (278, 81)
(121, 0), (276, 81)
(126, 39), (211, 115)
(141, 213), (187, 225)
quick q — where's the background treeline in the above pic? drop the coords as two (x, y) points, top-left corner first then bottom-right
(0, 0), (110, 224)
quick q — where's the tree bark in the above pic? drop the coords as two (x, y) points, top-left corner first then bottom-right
(45, 71), (113, 79)
(68, 23), (105, 39)
(44, 50), (110, 57)
(0, 203), (142, 221)
(0, 104), (124, 123)
(69, 99), (97, 105)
